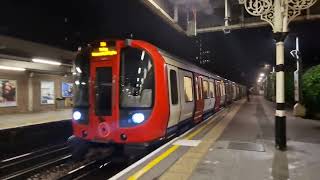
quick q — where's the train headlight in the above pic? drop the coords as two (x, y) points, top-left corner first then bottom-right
(132, 113), (145, 124)
(73, 111), (82, 121)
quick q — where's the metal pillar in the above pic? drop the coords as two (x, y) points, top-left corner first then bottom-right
(274, 33), (287, 150)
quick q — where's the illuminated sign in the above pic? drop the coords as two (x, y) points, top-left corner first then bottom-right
(91, 41), (117, 57)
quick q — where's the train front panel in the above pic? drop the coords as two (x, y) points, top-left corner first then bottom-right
(72, 40), (170, 145)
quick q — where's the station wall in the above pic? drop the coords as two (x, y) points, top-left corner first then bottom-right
(0, 70), (73, 115)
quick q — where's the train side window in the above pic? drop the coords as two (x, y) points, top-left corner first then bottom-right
(216, 81), (220, 97)
(220, 83), (224, 96)
(199, 78), (203, 99)
(170, 70), (178, 105)
(184, 76), (193, 102)
(209, 81), (215, 98)
(195, 77), (199, 100)
(203, 80), (209, 99)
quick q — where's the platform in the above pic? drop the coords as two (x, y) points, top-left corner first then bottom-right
(0, 109), (72, 130)
(110, 96), (320, 180)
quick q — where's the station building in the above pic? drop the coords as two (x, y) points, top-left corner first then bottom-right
(0, 35), (75, 115)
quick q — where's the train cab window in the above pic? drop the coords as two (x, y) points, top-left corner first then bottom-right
(170, 70), (178, 105)
(184, 76), (193, 102)
(203, 80), (209, 99)
(209, 81), (215, 98)
(74, 48), (90, 108)
(120, 47), (154, 108)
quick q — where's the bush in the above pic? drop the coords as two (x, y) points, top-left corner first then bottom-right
(302, 65), (320, 114)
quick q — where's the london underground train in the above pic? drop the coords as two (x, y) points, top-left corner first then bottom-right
(70, 39), (245, 156)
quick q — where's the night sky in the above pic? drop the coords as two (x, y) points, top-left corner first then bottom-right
(1, 0), (320, 86)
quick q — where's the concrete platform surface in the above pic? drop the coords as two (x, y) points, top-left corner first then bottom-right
(111, 96), (320, 180)
(0, 109), (72, 130)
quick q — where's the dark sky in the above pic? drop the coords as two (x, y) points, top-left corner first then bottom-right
(1, 0), (320, 85)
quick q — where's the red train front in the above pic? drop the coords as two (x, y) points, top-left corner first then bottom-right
(71, 40), (170, 147)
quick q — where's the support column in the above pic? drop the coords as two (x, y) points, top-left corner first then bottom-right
(274, 32), (287, 151)
(28, 72), (34, 112)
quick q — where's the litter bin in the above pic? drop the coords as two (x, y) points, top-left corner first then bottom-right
(56, 97), (66, 109)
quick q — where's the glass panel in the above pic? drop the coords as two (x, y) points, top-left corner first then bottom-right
(220, 83), (224, 96)
(195, 77), (199, 100)
(199, 78), (202, 99)
(95, 67), (112, 116)
(74, 49), (90, 108)
(203, 80), (209, 99)
(120, 47), (154, 108)
(209, 82), (215, 98)
(184, 76), (193, 102)
(170, 70), (178, 105)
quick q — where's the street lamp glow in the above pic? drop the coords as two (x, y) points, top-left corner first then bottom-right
(32, 58), (62, 66)
(0, 65), (26, 71)
(260, 73), (265, 77)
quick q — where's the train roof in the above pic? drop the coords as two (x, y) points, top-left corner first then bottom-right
(157, 48), (235, 83)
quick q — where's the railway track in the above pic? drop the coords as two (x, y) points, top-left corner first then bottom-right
(0, 144), (71, 180)
(57, 158), (112, 180)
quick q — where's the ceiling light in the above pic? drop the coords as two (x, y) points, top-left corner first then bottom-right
(75, 67), (82, 73)
(32, 58), (61, 65)
(0, 65), (26, 71)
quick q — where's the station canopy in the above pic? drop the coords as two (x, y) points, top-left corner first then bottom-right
(141, 0), (320, 35)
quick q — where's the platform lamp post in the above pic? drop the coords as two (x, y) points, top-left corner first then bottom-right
(290, 37), (306, 116)
(238, 0), (317, 151)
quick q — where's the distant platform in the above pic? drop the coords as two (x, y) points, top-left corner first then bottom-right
(110, 96), (320, 180)
(0, 109), (72, 130)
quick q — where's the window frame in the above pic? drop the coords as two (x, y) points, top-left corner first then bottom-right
(209, 81), (215, 98)
(183, 76), (194, 103)
(202, 80), (209, 99)
(119, 47), (155, 109)
(169, 69), (179, 105)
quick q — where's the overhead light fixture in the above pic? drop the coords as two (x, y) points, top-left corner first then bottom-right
(32, 58), (61, 66)
(0, 65), (26, 71)
(75, 67), (82, 73)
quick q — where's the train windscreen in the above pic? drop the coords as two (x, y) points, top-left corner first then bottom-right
(120, 47), (154, 108)
(74, 49), (90, 108)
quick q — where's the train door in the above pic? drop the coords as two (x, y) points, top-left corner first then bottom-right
(214, 80), (221, 111)
(178, 70), (195, 123)
(90, 59), (116, 138)
(202, 77), (212, 118)
(232, 84), (237, 100)
(194, 74), (204, 123)
(167, 65), (181, 128)
(209, 80), (216, 111)
(226, 82), (231, 104)
(220, 81), (226, 106)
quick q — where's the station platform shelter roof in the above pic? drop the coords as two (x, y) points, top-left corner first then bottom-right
(141, 0), (320, 35)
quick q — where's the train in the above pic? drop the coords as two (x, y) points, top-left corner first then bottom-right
(69, 39), (246, 157)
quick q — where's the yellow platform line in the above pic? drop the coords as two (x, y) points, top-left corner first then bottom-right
(127, 109), (229, 180)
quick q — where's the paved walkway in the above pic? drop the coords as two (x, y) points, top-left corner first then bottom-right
(112, 96), (320, 180)
(186, 96), (320, 180)
(0, 109), (72, 130)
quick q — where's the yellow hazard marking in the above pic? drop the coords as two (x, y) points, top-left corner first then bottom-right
(127, 111), (225, 180)
(127, 145), (179, 180)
